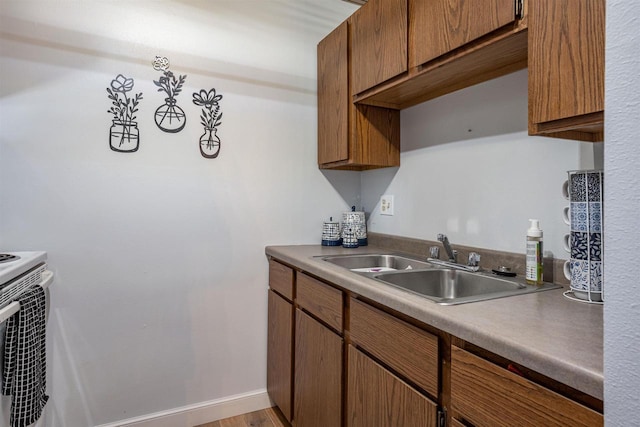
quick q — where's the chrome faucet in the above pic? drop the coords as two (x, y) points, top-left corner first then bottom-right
(437, 234), (457, 263)
(429, 234), (481, 272)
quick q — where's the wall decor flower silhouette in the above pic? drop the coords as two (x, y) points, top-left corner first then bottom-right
(192, 89), (223, 158)
(107, 74), (143, 152)
(152, 56), (187, 133)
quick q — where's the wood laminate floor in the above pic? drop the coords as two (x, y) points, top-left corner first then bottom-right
(195, 407), (289, 427)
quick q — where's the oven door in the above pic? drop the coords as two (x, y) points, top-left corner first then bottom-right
(0, 269), (53, 427)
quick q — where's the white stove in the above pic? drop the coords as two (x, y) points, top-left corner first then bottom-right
(0, 251), (48, 310)
(0, 251), (52, 426)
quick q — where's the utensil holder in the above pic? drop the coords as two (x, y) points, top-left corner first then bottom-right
(321, 219), (342, 246)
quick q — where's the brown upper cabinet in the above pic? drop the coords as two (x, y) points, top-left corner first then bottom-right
(528, 0), (605, 142)
(317, 21), (349, 165)
(353, 0), (527, 109)
(410, 0), (518, 68)
(349, 0), (408, 96)
(317, 0), (605, 171)
(317, 20), (400, 170)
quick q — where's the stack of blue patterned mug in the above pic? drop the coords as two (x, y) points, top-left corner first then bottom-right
(564, 170), (604, 302)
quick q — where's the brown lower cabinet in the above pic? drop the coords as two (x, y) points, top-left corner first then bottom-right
(348, 345), (438, 427)
(267, 290), (293, 422)
(450, 346), (603, 427)
(294, 309), (343, 427)
(266, 257), (604, 427)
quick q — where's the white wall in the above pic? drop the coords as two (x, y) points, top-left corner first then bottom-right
(0, 1), (358, 425)
(363, 69), (603, 258)
(604, 1), (640, 423)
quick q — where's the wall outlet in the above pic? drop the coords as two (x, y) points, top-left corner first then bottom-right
(380, 195), (394, 216)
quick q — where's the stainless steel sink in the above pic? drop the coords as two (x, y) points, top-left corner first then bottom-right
(321, 254), (433, 273)
(373, 268), (560, 305)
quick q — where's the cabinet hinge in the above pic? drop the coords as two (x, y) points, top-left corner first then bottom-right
(515, 0), (524, 19)
(437, 407), (447, 427)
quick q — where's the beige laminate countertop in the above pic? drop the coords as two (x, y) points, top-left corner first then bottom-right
(266, 244), (604, 401)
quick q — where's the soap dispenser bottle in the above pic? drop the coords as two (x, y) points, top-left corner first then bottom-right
(526, 219), (543, 285)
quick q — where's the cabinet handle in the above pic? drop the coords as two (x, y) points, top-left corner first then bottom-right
(515, 0), (524, 19)
(437, 407), (447, 427)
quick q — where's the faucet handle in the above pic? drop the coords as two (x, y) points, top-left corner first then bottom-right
(437, 233), (446, 242)
(468, 252), (481, 267)
(429, 246), (440, 259)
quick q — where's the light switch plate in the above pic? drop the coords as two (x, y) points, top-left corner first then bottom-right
(380, 195), (394, 216)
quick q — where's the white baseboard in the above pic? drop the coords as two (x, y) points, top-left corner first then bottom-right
(95, 389), (273, 427)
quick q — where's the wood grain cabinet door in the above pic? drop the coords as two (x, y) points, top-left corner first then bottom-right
(267, 290), (293, 422)
(451, 346), (603, 427)
(318, 21), (349, 165)
(318, 21), (400, 170)
(294, 309), (343, 427)
(350, 0), (408, 95)
(347, 345), (438, 427)
(410, 0), (516, 68)
(528, 0), (605, 140)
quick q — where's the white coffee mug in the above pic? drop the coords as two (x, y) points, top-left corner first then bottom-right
(563, 234), (571, 253)
(561, 179), (570, 200)
(563, 260), (571, 281)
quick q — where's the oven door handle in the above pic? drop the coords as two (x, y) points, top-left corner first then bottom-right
(0, 270), (54, 324)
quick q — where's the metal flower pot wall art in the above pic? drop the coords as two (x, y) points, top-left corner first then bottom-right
(192, 89), (223, 158)
(106, 74), (143, 152)
(152, 56), (187, 133)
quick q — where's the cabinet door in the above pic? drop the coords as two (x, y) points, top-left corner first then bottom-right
(410, 0), (516, 68)
(528, 0), (604, 140)
(294, 309), (342, 427)
(267, 290), (293, 422)
(350, 0), (407, 95)
(349, 298), (438, 397)
(451, 346), (603, 427)
(348, 345), (438, 427)
(318, 21), (349, 165)
(318, 21), (401, 170)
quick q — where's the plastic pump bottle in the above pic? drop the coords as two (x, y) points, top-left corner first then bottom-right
(526, 219), (544, 285)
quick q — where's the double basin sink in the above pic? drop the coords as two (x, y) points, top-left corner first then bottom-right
(321, 254), (559, 305)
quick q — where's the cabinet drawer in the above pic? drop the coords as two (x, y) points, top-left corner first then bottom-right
(349, 298), (438, 397)
(451, 346), (603, 427)
(348, 345), (438, 427)
(269, 259), (294, 301)
(297, 273), (343, 332)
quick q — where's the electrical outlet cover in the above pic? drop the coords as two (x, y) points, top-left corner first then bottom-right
(381, 195), (394, 216)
